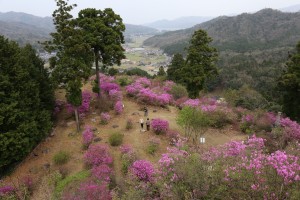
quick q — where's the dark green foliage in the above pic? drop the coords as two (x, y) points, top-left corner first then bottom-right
(45, 0), (94, 132)
(126, 67), (151, 78)
(108, 67), (119, 76)
(0, 36), (54, 173)
(157, 66), (166, 76)
(117, 77), (132, 87)
(144, 9), (300, 103)
(53, 151), (70, 165)
(146, 144), (159, 155)
(169, 84), (188, 100)
(77, 8), (125, 95)
(167, 53), (185, 82)
(109, 132), (124, 146)
(180, 30), (218, 97)
(278, 41), (300, 121)
(224, 85), (269, 110)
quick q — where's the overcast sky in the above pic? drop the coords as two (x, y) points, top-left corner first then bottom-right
(0, 0), (299, 24)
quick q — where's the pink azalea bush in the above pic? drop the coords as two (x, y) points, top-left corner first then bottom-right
(280, 117), (300, 141)
(91, 164), (112, 183)
(114, 101), (123, 114)
(162, 80), (175, 92)
(200, 104), (217, 112)
(66, 91), (92, 117)
(101, 82), (120, 93)
(0, 185), (14, 197)
(63, 181), (111, 200)
(100, 112), (111, 124)
(182, 98), (200, 108)
(84, 144), (113, 167)
(151, 118), (169, 134)
(108, 89), (122, 101)
(120, 145), (133, 154)
(130, 160), (155, 182)
(125, 77), (174, 106)
(82, 126), (94, 148)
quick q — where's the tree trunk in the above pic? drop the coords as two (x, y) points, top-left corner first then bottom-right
(74, 108), (80, 132)
(94, 49), (100, 97)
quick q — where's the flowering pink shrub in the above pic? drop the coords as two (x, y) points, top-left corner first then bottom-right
(130, 160), (155, 182)
(158, 147), (189, 183)
(100, 112), (111, 124)
(242, 114), (255, 123)
(202, 135), (265, 161)
(91, 164), (112, 183)
(182, 98), (200, 108)
(120, 145), (133, 154)
(0, 185), (14, 197)
(166, 130), (180, 141)
(137, 88), (172, 106)
(114, 101), (123, 114)
(66, 91), (92, 117)
(162, 80), (175, 92)
(63, 181), (111, 200)
(108, 89), (122, 101)
(84, 144), (113, 167)
(200, 105), (217, 112)
(280, 117), (300, 141)
(82, 126), (94, 148)
(151, 118), (169, 134)
(125, 77), (173, 106)
(135, 77), (151, 87)
(101, 82), (120, 93)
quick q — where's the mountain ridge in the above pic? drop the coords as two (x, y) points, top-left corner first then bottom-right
(143, 8), (300, 54)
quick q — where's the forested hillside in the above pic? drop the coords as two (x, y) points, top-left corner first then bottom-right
(0, 12), (159, 49)
(144, 9), (300, 103)
(144, 9), (300, 53)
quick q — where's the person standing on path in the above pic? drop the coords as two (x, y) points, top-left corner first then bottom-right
(146, 118), (150, 131)
(140, 118), (144, 132)
(144, 107), (148, 117)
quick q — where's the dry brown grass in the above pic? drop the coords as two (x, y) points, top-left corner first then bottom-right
(4, 81), (246, 198)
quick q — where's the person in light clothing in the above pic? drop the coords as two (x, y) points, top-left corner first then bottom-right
(140, 118), (144, 132)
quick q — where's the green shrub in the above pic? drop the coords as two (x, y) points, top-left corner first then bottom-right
(126, 67), (151, 78)
(117, 77), (132, 86)
(146, 144), (159, 155)
(54, 170), (90, 199)
(146, 137), (160, 155)
(208, 110), (234, 128)
(240, 122), (253, 134)
(224, 85), (269, 110)
(126, 118), (133, 130)
(53, 151), (70, 165)
(169, 84), (188, 100)
(121, 152), (137, 175)
(108, 67), (118, 76)
(109, 132), (124, 146)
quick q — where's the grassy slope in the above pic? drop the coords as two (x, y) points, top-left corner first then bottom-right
(4, 81), (245, 199)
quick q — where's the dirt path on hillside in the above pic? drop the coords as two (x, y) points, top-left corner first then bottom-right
(4, 87), (246, 199)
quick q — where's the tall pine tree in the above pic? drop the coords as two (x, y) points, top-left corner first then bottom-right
(180, 30), (218, 97)
(45, 0), (93, 132)
(167, 53), (185, 81)
(76, 8), (125, 96)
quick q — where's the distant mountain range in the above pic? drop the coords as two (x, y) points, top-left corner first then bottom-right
(144, 8), (300, 103)
(280, 4), (300, 12)
(144, 16), (213, 30)
(144, 9), (300, 54)
(0, 11), (159, 48)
